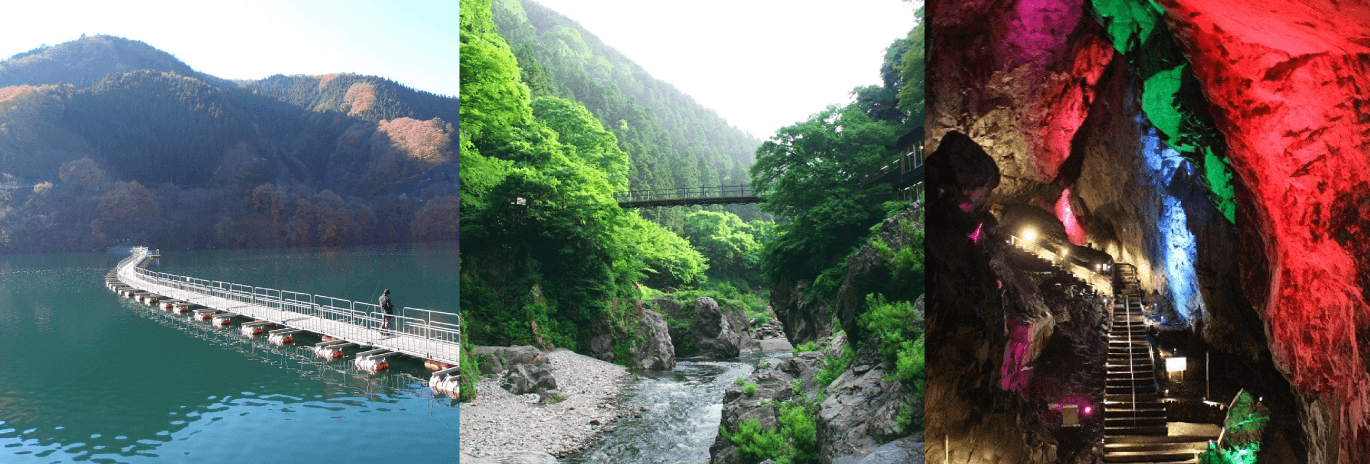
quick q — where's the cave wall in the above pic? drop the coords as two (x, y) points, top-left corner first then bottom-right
(928, 0), (1370, 460)
(1153, 2), (1370, 461)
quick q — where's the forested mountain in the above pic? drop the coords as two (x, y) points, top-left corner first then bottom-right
(490, 0), (764, 225)
(0, 35), (458, 252)
(0, 35), (228, 89)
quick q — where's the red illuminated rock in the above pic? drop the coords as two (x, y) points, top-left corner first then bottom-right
(1158, 1), (1370, 459)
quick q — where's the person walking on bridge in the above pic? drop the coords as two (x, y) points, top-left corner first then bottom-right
(379, 289), (395, 335)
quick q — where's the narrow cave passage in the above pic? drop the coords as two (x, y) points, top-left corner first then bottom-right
(926, 113), (1302, 463)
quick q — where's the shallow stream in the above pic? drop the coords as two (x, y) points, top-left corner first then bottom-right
(566, 352), (784, 464)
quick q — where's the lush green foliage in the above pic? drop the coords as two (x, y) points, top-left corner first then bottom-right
(744, 381), (758, 396)
(750, 9), (921, 305)
(724, 418), (789, 463)
(814, 344), (855, 391)
(682, 210), (773, 289)
(721, 400), (821, 464)
(459, 338), (481, 402)
(792, 341), (821, 355)
(860, 294), (925, 430)
(751, 104), (897, 284)
(896, 8), (925, 124)
(460, 0), (709, 352)
(777, 401), (820, 463)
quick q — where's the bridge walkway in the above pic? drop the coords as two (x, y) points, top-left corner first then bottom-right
(108, 247), (462, 396)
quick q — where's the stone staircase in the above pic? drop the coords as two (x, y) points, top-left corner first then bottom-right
(1102, 296), (1210, 463)
(1113, 263), (1142, 295)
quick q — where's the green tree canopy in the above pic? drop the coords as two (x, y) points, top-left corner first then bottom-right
(751, 104), (896, 282)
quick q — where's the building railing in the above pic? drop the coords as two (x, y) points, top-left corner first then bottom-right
(117, 247), (461, 364)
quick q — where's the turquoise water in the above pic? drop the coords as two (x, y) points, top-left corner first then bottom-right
(0, 244), (460, 463)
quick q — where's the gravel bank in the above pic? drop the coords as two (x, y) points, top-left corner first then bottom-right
(459, 348), (632, 458)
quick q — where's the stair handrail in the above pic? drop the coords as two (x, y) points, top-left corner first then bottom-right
(1127, 295), (1137, 419)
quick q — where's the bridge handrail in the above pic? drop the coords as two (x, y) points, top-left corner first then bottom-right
(612, 184), (759, 203)
(122, 249), (461, 349)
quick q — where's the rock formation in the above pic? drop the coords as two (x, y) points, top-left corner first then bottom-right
(584, 307), (675, 370)
(710, 333), (920, 464)
(651, 296), (761, 359)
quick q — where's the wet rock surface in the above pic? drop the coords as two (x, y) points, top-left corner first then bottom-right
(652, 296), (760, 359)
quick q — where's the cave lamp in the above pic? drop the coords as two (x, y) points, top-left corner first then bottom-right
(1166, 356), (1187, 383)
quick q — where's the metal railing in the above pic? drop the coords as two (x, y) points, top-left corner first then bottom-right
(115, 247), (462, 365)
(613, 185), (762, 206)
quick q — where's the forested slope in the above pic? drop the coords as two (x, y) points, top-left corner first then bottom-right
(0, 35), (459, 252)
(491, 0), (764, 225)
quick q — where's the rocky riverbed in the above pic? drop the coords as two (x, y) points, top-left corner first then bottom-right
(459, 349), (632, 460)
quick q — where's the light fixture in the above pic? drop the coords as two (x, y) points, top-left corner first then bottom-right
(1166, 356), (1187, 383)
(1021, 227), (1037, 245)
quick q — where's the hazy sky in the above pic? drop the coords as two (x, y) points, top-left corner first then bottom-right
(0, 0), (459, 97)
(533, 0), (921, 139)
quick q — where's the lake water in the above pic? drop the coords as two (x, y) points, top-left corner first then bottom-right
(0, 244), (461, 463)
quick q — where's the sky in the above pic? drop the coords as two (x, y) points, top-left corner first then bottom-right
(0, 0), (459, 97)
(532, 0), (921, 139)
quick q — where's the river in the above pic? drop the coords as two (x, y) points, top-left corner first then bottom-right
(566, 352), (784, 464)
(0, 244), (461, 463)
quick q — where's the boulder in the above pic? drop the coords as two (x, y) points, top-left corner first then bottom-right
(476, 345), (544, 367)
(630, 308), (676, 369)
(654, 296), (760, 359)
(770, 276), (833, 346)
(500, 362), (558, 395)
(584, 307), (676, 370)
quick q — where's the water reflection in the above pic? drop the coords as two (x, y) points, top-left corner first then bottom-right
(0, 249), (460, 463)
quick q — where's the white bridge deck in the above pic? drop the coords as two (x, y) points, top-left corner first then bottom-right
(112, 247), (462, 367)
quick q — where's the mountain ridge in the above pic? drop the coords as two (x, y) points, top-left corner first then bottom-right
(0, 35), (459, 252)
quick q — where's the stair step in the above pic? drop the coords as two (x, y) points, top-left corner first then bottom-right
(1105, 417), (1168, 427)
(1110, 340), (1150, 345)
(1105, 435), (1217, 444)
(1101, 410), (1167, 421)
(1106, 393), (1159, 402)
(1105, 441), (1209, 453)
(1108, 366), (1153, 373)
(1102, 450), (1200, 463)
(1105, 425), (1169, 436)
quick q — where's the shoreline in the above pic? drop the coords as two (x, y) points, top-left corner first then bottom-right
(458, 349), (633, 459)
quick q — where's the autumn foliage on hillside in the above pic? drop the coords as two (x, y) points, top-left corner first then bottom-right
(345, 82), (377, 116)
(0, 36), (460, 252)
